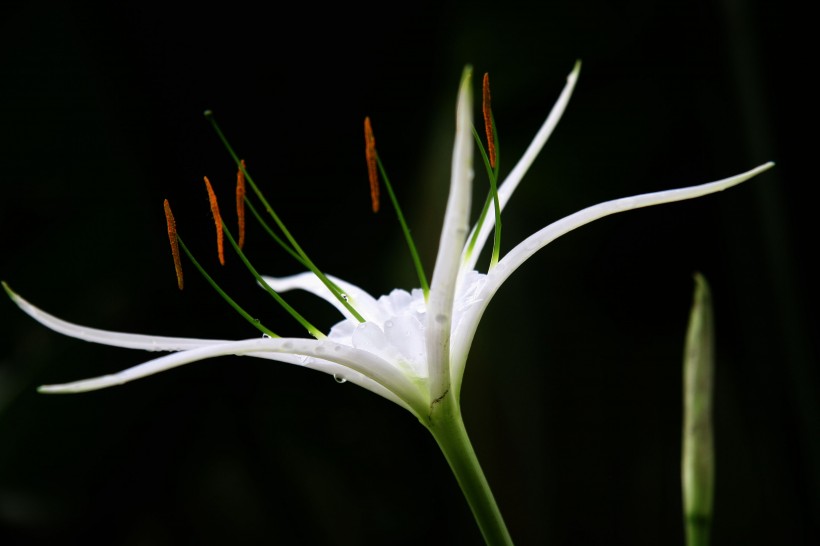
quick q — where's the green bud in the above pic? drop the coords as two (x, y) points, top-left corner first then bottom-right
(682, 272), (715, 546)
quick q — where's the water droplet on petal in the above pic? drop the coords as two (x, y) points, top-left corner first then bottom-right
(385, 320), (394, 329)
(333, 374), (347, 384)
(262, 333), (271, 339)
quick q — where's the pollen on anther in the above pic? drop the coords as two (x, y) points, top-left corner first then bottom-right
(236, 159), (246, 249)
(203, 176), (225, 265)
(482, 72), (496, 169)
(364, 116), (379, 213)
(163, 199), (184, 290)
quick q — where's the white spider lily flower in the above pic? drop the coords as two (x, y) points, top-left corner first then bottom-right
(4, 62), (773, 424)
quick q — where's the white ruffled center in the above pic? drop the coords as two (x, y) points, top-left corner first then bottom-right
(327, 271), (487, 379)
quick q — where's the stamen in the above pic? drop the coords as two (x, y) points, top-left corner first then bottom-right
(205, 110), (365, 322)
(364, 116), (379, 213)
(482, 72), (496, 169)
(375, 155), (430, 297)
(163, 199), (184, 290)
(203, 176), (225, 266)
(236, 159), (246, 249)
(176, 234), (279, 338)
(219, 222), (325, 340)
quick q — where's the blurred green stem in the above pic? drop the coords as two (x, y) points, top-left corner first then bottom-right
(682, 272), (715, 546)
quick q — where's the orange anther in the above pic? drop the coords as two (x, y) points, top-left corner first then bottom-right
(203, 176), (225, 265)
(482, 72), (496, 169)
(163, 199), (184, 290)
(364, 116), (379, 213)
(236, 160), (246, 249)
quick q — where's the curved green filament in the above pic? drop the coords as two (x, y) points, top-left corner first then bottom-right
(221, 223), (326, 340)
(244, 198), (306, 266)
(204, 111), (365, 323)
(176, 234), (279, 338)
(244, 197), (347, 301)
(376, 156), (430, 298)
(467, 125), (502, 269)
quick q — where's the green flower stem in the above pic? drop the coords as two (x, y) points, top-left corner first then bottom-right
(427, 396), (514, 546)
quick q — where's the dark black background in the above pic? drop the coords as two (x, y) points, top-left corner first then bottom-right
(1, 1), (816, 545)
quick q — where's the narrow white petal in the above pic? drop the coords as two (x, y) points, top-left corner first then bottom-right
(3, 283), (226, 351)
(462, 60), (581, 274)
(451, 162), (775, 390)
(494, 162), (776, 287)
(427, 66), (474, 400)
(260, 273), (384, 322)
(39, 337), (428, 415)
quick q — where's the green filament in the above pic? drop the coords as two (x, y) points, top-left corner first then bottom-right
(376, 155), (430, 297)
(467, 124), (502, 269)
(204, 110), (365, 323)
(244, 198), (306, 267)
(220, 223), (326, 340)
(176, 234), (279, 338)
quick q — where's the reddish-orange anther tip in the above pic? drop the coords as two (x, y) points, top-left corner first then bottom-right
(163, 199), (184, 290)
(236, 160), (246, 250)
(364, 116), (380, 213)
(203, 176), (225, 266)
(482, 72), (496, 169)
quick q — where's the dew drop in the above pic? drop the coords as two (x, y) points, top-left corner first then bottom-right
(385, 320), (394, 329)
(333, 374), (348, 384)
(262, 333), (271, 339)
(340, 293), (349, 302)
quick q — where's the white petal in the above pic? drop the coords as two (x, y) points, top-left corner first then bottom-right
(426, 66), (474, 399)
(260, 273), (384, 322)
(383, 314), (427, 376)
(3, 283), (226, 351)
(350, 322), (412, 374)
(494, 162), (775, 288)
(39, 337), (428, 415)
(451, 162), (775, 391)
(462, 60), (581, 274)
(448, 271), (489, 395)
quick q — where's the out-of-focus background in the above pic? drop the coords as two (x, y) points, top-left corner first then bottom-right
(1, 1), (815, 545)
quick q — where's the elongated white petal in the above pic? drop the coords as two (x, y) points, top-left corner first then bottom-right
(3, 283), (226, 351)
(462, 60), (581, 274)
(39, 337), (428, 415)
(450, 162), (775, 390)
(260, 273), (384, 323)
(426, 66), (474, 401)
(252, 351), (416, 412)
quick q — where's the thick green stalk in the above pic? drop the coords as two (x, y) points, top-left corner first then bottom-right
(427, 396), (514, 546)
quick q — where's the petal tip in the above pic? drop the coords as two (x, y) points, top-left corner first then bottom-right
(37, 384), (63, 394)
(2, 280), (16, 301)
